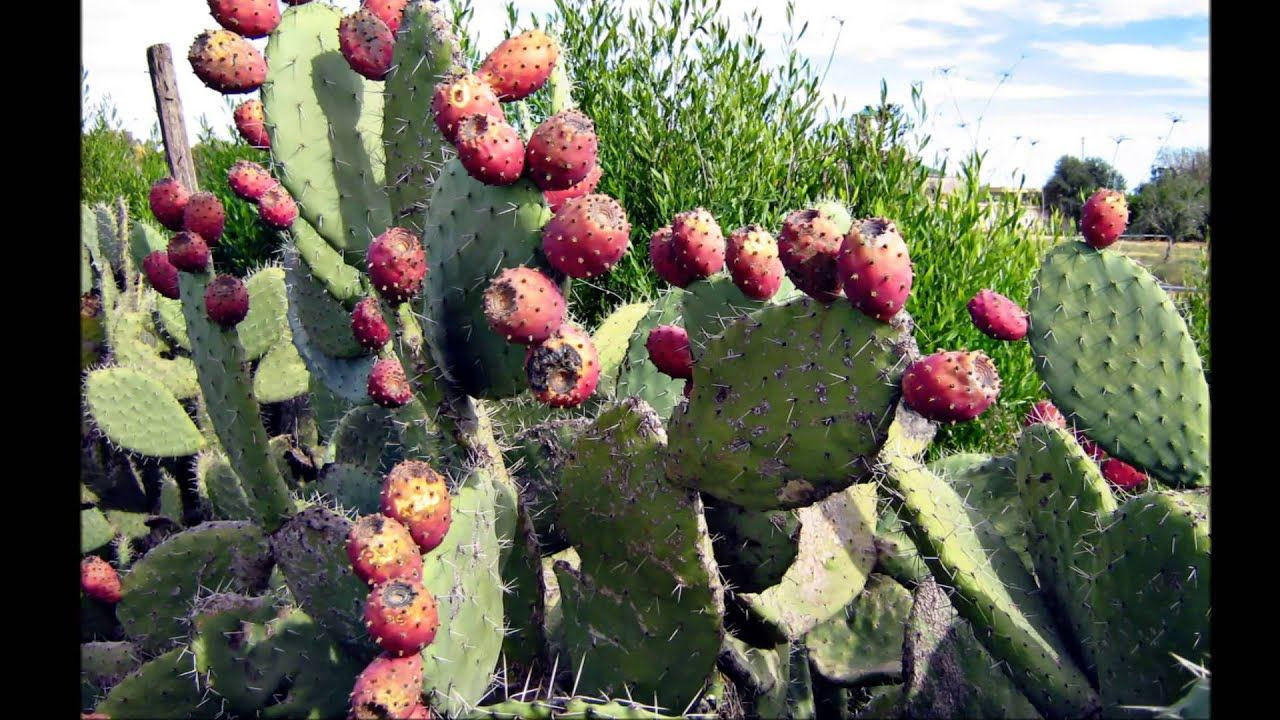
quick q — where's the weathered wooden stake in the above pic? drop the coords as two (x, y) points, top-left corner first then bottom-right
(147, 44), (199, 192)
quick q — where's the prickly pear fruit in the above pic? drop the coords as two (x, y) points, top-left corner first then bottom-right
(233, 99), (270, 149)
(188, 29), (266, 93)
(339, 9), (395, 81)
(778, 208), (843, 302)
(901, 350), (1001, 423)
(204, 275), (251, 328)
(1100, 458), (1148, 489)
(1024, 400), (1067, 429)
(525, 324), (600, 408)
(525, 109), (599, 191)
(683, 378), (693, 399)
(477, 29), (560, 101)
(227, 160), (276, 202)
(544, 163), (602, 213)
(364, 579), (440, 656)
(81, 556), (121, 604)
(431, 73), (504, 143)
(367, 228), (427, 304)
(368, 358), (413, 408)
(207, 0), (280, 39)
(349, 653), (423, 720)
(838, 217), (913, 322)
(183, 192), (226, 244)
(381, 461), (452, 554)
(1080, 189), (1129, 249)
(484, 267), (567, 345)
(351, 297), (392, 352)
(405, 704), (431, 719)
(541, 194), (631, 278)
(168, 231), (211, 273)
(257, 184), (298, 228)
(347, 515), (424, 586)
(149, 177), (190, 231)
(967, 288), (1028, 341)
(670, 208), (726, 279)
(453, 115), (525, 186)
(142, 251), (181, 300)
(649, 225), (696, 287)
(363, 0), (408, 33)
(726, 225), (785, 300)
(646, 324), (693, 380)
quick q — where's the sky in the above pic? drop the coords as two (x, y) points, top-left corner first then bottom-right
(81, 0), (1208, 191)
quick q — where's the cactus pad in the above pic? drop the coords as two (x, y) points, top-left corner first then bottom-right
(85, 367), (205, 457)
(806, 573), (913, 687)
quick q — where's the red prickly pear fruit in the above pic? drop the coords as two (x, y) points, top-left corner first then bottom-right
(339, 10), (395, 81)
(670, 208), (726, 279)
(368, 358), (413, 408)
(363, 0), (408, 33)
(525, 110), (599, 191)
(381, 461), (453, 553)
(82, 714), (111, 720)
(778, 208), (844, 302)
(364, 578), (440, 656)
(649, 225), (697, 288)
(205, 275), (251, 328)
(431, 73), (504, 143)
(351, 297), (392, 352)
(525, 324), (600, 408)
(453, 115), (525, 186)
(726, 225), (785, 300)
(349, 653), (424, 720)
(1073, 429), (1108, 461)
(1080, 189), (1128, 249)
(683, 379), (693, 399)
(405, 704), (432, 719)
(1100, 457), (1148, 489)
(544, 163), (602, 213)
(207, 0), (280, 39)
(149, 178), (191, 231)
(142, 251), (182, 300)
(346, 514), (423, 586)
(901, 350), (1001, 423)
(367, 228), (427, 304)
(168, 232), (211, 273)
(183, 192), (226, 244)
(258, 185), (299, 228)
(967, 288), (1028, 341)
(483, 267), (567, 345)
(646, 325), (693, 380)
(188, 29), (266, 94)
(1024, 400), (1067, 429)
(227, 160), (277, 202)
(477, 29), (560, 101)
(541, 194), (631, 279)
(838, 217), (913, 322)
(233, 100), (270, 149)
(81, 556), (121, 604)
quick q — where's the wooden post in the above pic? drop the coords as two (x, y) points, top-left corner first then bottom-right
(147, 44), (199, 192)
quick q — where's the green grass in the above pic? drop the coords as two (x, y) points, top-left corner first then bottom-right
(1112, 239), (1206, 288)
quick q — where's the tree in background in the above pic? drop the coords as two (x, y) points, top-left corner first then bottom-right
(1042, 155), (1127, 224)
(1128, 147), (1209, 242)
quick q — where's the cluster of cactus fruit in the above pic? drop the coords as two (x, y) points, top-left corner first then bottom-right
(81, 2), (1208, 719)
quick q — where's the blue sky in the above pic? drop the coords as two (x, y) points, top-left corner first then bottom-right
(81, 0), (1208, 191)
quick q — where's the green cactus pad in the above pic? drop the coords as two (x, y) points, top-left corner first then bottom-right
(561, 698), (702, 719)
(253, 336), (311, 403)
(82, 507), (116, 554)
(291, 218), (364, 301)
(81, 239), (94, 295)
(784, 644), (816, 720)
(181, 272), (294, 532)
(853, 684), (902, 719)
(504, 418), (585, 553)
(116, 522), (272, 654)
(258, 608), (364, 719)
(263, 2), (390, 255)
(470, 699), (557, 719)
(383, 0), (462, 230)
(739, 484), (878, 640)
(155, 297), (191, 351)
(704, 499), (800, 594)
(901, 576), (1040, 719)
(1028, 242), (1209, 487)
(191, 594), (283, 713)
(930, 452), (1033, 574)
(679, 273), (801, 360)
(719, 635), (789, 717)
(82, 204), (119, 309)
(94, 646), (219, 719)
(499, 505), (548, 678)
(270, 506), (378, 658)
(592, 301), (652, 397)
(129, 217), (169, 270)
(666, 298), (912, 510)
(85, 367), (205, 457)
(332, 404), (399, 470)
(198, 450), (253, 521)
(283, 250), (376, 402)
(806, 573), (913, 687)
(237, 267), (289, 361)
(285, 249), (366, 358)
(1091, 491), (1210, 710)
(81, 641), (142, 710)
(613, 290), (688, 421)
(313, 462), (384, 514)
(420, 468), (507, 717)
(420, 159), (553, 399)
(108, 309), (200, 400)
(880, 432), (1101, 719)
(872, 501), (930, 588)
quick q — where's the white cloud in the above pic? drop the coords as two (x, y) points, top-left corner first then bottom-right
(1023, 0), (1208, 27)
(1032, 41), (1208, 89)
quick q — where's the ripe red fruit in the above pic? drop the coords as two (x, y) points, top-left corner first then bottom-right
(544, 163), (603, 213)
(838, 217), (912, 322)
(726, 225), (785, 300)
(183, 192), (226, 244)
(477, 29), (560, 101)
(233, 100), (271, 149)
(525, 110), (599, 191)
(541, 194), (631, 279)
(204, 275), (251, 328)
(149, 178), (191, 231)
(670, 208), (725, 279)
(347, 514), (423, 586)
(645, 325), (693, 380)
(453, 115), (525, 186)
(1080, 189), (1128, 249)
(381, 461), (453, 554)
(227, 160), (277, 202)
(649, 225), (696, 288)
(368, 358), (413, 408)
(483, 267), (567, 345)
(81, 556), (122, 604)
(524, 324), (600, 408)
(901, 350), (1001, 423)
(779, 208), (844, 302)
(207, 0), (281, 39)
(363, 0), (409, 33)
(364, 579), (440, 656)
(967, 289), (1029, 341)
(1024, 400), (1067, 429)
(367, 228), (427, 304)
(349, 653), (424, 720)
(258, 185), (299, 228)
(168, 231), (211, 273)
(339, 9), (395, 81)
(1100, 458), (1148, 489)
(431, 73), (504, 143)
(188, 29), (267, 94)
(351, 297), (392, 352)
(142, 251), (181, 300)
